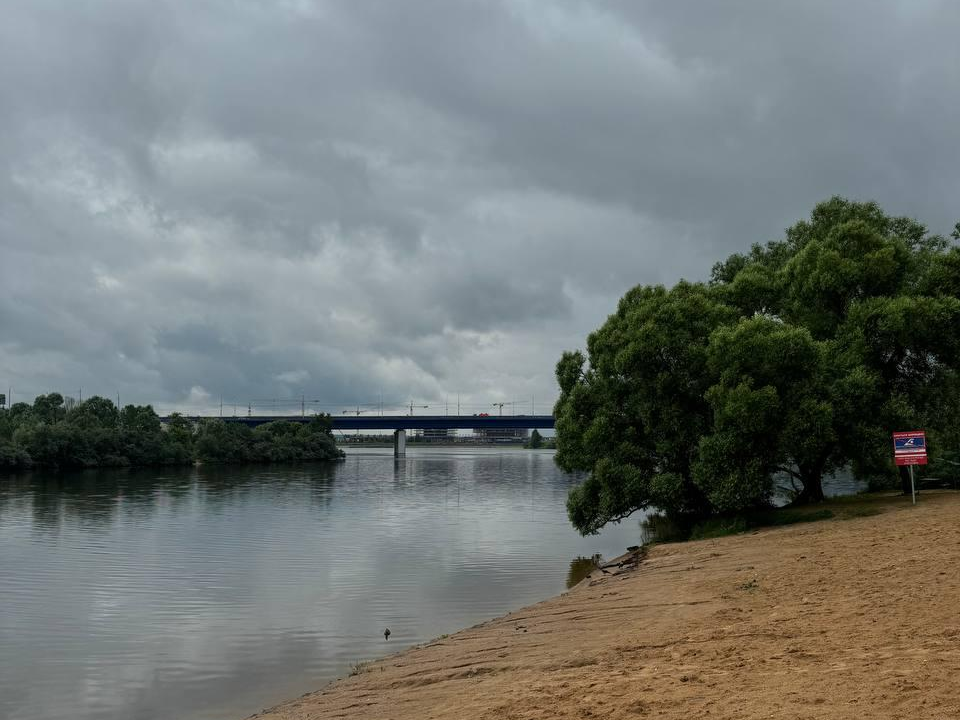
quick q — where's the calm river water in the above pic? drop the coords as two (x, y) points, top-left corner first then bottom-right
(0, 448), (645, 720)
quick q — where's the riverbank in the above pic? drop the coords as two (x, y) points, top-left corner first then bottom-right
(248, 490), (960, 719)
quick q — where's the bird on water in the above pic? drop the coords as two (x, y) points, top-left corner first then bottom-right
(384, 628), (391, 640)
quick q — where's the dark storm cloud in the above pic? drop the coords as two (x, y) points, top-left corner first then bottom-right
(1, 0), (958, 410)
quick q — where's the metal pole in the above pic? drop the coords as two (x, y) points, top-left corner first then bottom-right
(910, 464), (916, 505)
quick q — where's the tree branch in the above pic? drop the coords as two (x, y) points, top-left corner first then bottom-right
(775, 465), (802, 481)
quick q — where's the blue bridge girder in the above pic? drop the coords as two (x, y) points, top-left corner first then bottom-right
(163, 414), (555, 431)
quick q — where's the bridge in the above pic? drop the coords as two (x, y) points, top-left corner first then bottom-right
(162, 414), (555, 456)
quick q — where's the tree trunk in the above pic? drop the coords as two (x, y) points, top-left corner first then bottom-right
(899, 465), (912, 495)
(795, 469), (825, 504)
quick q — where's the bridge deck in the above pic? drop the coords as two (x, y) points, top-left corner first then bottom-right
(164, 415), (555, 430)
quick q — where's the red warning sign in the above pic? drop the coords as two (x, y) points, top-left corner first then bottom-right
(893, 430), (927, 466)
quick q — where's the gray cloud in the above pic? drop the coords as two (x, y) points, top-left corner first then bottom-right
(1, 0), (958, 412)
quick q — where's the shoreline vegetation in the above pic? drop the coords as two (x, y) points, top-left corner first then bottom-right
(555, 197), (960, 535)
(248, 490), (960, 720)
(0, 393), (343, 473)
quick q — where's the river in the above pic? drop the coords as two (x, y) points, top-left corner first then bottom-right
(0, 448), (645, 720)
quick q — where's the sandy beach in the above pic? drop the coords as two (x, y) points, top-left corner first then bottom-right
(249, 491), (960, 720)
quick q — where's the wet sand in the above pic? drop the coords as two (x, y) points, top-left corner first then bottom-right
(248, 491), (960, 720)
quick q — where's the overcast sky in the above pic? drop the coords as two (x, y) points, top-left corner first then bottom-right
(2, 0), (959, 414)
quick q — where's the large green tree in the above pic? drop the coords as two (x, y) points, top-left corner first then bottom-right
(558, 198), (960, 534)
(556, 282), (737, 533)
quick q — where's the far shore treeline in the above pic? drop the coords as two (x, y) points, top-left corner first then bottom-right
(556, 197), (960, 534)
(0, 394), (343, 472)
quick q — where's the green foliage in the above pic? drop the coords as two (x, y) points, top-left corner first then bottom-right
(31, 393), (66, 425)
(67, 396), (119, 430)
(251, 420), (341, 463)
(0, 441), (33, 470)
(558, 197), (960, 534)
(555, 282), (739, 533)
(690, 509), (835, 541)
(0, 396), (343, 473)
(526, 429), (544, 449)
(189, 417), (344, 465)
(194, 419), (251, 463)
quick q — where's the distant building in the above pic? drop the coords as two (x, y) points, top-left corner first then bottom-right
(419, 428), (453, 441)
(473, 426), (529, 443)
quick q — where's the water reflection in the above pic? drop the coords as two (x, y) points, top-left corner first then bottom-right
(640, 512), (685, 544)
(0, 465), (341, 538)
(566, 554), (602, 589)
(0, 448), (641, 720)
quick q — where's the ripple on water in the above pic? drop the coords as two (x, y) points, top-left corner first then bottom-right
(0, 450), (645, 720)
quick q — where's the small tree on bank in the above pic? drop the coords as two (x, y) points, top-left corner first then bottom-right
(557, 197), (960, 534)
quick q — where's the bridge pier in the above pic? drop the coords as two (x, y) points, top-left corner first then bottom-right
(393, 429), (406, 457)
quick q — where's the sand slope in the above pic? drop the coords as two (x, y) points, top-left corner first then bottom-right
(249, 492), (960, 720)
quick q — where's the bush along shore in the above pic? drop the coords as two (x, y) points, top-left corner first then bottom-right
(0, 393), (344, 472)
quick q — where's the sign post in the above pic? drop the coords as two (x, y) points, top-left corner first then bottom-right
(893, 430), (927, 505)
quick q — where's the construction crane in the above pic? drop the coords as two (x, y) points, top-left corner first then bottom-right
(343, 406), (371, 438)
(491, 401), (519, 416)
(342, 406), (371, 417)
(408, 401), (430, 416)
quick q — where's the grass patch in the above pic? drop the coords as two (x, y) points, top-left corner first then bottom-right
(350, 660), (371, 676)
(643, 491), (909, 545)
(688, 508), (833, 540)
(689, 516), (748, 540)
